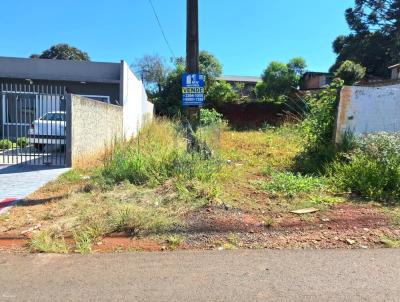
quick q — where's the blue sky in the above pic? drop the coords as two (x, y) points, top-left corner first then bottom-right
(1, 0), (353, 76)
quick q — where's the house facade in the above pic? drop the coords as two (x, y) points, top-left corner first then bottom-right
(300, 72), (333, 90)
(216, 75), (261, 100)
(0, 56), (152, 140)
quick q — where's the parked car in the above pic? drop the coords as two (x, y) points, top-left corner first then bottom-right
(28, 111), (66, 151)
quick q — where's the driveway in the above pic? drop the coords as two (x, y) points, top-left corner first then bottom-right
(0, 165), (69, 202)
(1, 249), (400, 301)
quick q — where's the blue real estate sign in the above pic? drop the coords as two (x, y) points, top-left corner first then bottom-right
(182, 73), (205, 107)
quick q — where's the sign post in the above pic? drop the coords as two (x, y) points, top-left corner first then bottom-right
(184, 0), (201, 151)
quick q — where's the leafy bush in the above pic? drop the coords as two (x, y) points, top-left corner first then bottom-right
(294, 79), (343, 174)
(0, 139), (13, 150)
(330, 132), (400, 201)
(200, 108), (224, 126)
(334, 60), (366, 85)
(206, 81), (238, 105)
(259, 171), (326, 197)
(17, 137), (28, 148)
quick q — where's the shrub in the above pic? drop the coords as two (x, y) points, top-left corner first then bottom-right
(0, 139), (13, 150)
(295, 79), (343, 174)
(206, 81), (238, 105)
(334, 60), (366, 85)
(200, 108), (224, 126)
(330, 132), (400, 201)
(17, 137), (28, 148)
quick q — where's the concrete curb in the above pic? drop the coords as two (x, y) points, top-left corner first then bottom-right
(0, 198), (18, 214)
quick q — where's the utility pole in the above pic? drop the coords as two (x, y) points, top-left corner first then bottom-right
(186, 0), (200, 135)
(186, 0), (199, 74)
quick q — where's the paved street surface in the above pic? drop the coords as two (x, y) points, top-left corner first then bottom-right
(1, 249), (400, 301)
(0, 165), (69, 201)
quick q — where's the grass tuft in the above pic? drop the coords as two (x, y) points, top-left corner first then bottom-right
(258, 171), (326, 197)
(30, 231), (68, 253)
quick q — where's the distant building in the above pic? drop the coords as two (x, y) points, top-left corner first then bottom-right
(388, 63), (400, 80)
(300, 72), (333, 90)
(216, 75), (261, 99)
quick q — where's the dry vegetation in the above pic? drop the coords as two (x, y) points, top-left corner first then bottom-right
(1, 118), (400, 253)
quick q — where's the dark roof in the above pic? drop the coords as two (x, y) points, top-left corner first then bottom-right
(0, 56), (121, 84)
(302, 71), (332, 76)
(217, 75), (261, 83)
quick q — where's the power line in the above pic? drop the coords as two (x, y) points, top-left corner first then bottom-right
(147, 0), (176, 60)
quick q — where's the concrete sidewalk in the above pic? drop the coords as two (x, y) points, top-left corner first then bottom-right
(1, 249), (400, 301)
(0, 165), (69, 201)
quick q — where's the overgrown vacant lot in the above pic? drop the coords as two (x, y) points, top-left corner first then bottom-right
(1, 117), (400, 253)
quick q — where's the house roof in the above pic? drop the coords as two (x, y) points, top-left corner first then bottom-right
(302, 71), (333, 76)
(0, 56), (122, 84)
(388, 63), (400, 69)
(216, 75), (261, 83)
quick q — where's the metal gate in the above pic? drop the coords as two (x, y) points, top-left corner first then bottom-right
(0, 83), (67, 166)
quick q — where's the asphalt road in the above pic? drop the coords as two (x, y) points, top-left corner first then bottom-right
(1, 249), (400, 301)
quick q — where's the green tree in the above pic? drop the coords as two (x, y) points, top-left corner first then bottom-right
(206, 81), (238, 105)
(334, 60), (366, 85)
(331, 0), (400, 77)
(133, 55), (170, 94)
(199, 50), (222, 85)
(30, 44), (90, 61)
(256, 57), (307, 103)
(155, 51), (224, 116)
(156, 64), (185, 116)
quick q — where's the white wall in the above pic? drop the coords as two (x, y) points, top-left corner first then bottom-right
(121, 61), (154, 138)
(335, 84), (400, 143)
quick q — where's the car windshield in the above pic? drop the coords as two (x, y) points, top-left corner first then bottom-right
(40, 113), (66, 121)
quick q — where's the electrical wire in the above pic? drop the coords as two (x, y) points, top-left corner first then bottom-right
(147, 0), (176, 60)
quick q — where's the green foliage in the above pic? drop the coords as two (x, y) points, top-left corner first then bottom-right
(206, 80), (238, 105)
(156, 64), (186, 116)
(73, 230), (93, 254)
(331, 1), (400, 77)
(0, 139), (13, 150)
(256, 57), (306, 103)
(199, 50), (223, 85)
(102, 119), (220, 187)
(200, 108), (224, 126)
(166, 235), (184, 249)
(30, 43), (90, 61)
(259, 171), (326, 198)
(295, 79), (343, 174)
(330, 133), (400, 201)
(30, 231), (68, 253)
(380, 235), (400, 248)
(108, 205), (174, 235)
(17, 137), (28, 148)
(334, 60), (366, 85)
(155, 51), (223, 116)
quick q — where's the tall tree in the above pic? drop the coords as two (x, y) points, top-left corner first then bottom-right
(256, 57), (307, 103)
(133, 55), (170, 94)
(331, 0), (400, 77)
(30, 44), (90, 61)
